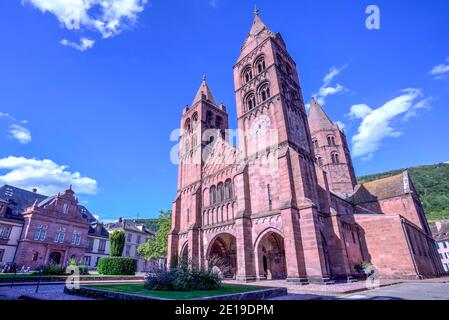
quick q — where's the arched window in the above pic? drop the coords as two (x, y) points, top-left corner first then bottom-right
(215, 116), (222, 129)
(225, 179), (233, 199)
(255, 56), (266, 74)
(316, 155), (323, 166)
(210, 186), (217, 206)
(184, 118), (191, 132)
(185, 138), (190, 152)
(206, 111), (213, 126)
(312, 138), (319, 149)
(259, 83), (271, 102)
(192, 112), (198, 128)
(209, 136), (215, 145)
(245, 92), (256, 111)
(192, 135), (197, 148)
(331, 153), (340, 164)
(217, 183), (224, 203)
(327, 135), (336, 146)
(242, 66), (253, 83)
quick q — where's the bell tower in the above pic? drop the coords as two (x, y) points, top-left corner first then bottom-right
(234, 8), (313, 158)
(232, 9), (332, 284)
(168, 76), (228, 269)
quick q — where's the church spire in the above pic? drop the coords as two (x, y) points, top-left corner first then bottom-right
(308, 98), (334, 131)
(249, 6), (269, 36)
(192, 75), (216, 106)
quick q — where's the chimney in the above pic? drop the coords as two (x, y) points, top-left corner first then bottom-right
(118, 217), (123, 223)
(32, 188), (37, 193)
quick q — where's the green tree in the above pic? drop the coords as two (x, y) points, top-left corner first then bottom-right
(138, 210), (172, 260)
(110, 230), (125, 257)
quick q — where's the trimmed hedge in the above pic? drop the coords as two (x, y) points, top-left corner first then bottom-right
(97, 257), (137, 275)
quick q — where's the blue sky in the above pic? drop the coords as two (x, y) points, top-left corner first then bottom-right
(0, 0), (448, 221)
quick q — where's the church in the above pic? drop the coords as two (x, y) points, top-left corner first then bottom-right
(167, 10), (444, 283)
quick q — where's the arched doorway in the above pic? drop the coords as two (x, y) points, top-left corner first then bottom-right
(180, 243), (189, 265)
(207, 234), (237, 279)
(256, 231), (286, 280)
(48, 252), (62, 265)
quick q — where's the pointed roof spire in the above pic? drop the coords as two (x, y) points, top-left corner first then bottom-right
(253, 5), (259, 17)
(308, 98), (335, 132)
(249, 7), (268, 36)
(192, 75), (217, 106)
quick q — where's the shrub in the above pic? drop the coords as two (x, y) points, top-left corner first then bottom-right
(41, 264), (65, 275)
(66, 258), (89, 275)
(110, 230), (126, 257)
(354, 262), (375, 277)
(97, 257), (137, 275)
(144, 267), (221, 291)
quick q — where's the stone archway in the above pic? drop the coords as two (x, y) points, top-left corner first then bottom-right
(48, 252), (62, 265)
(180, 243), (189, 265)
(256, 230), (287, 280)
(207, 234), (237, 279)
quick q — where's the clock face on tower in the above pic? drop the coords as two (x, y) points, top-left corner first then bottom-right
(250, 115), (271, 140)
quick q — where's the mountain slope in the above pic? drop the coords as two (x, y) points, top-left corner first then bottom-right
(358, 163), (449, 222)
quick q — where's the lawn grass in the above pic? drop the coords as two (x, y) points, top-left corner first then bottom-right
(86, 283), (273, 300)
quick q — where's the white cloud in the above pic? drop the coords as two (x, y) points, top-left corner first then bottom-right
(60, 38), (95, 51)
(0, 156), (98, 196)
(9, 125), (32, 144)
(22, 0), (148, 50)
(348, 104), (373, 119)
(430, 57), (449, 79)
(313, 65), (348, 105)
(334, 121), (346, 131)
(351, 88), (428, 159)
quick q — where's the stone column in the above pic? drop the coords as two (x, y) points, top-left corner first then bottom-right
(235, 216), (256, 282)
(327, 213), (352, 278)
(299, 202), (331, 283)
(281, 206), (308, 284)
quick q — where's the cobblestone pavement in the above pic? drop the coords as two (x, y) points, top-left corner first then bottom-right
(0, 284), (93, 300)
(224, 279), (401, 296)
(341, 282), (449, 300)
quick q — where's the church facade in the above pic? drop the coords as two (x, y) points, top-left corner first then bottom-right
(167, 11), (444, 283)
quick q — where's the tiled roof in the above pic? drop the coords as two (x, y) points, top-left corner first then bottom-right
(0, 185), (106, 237)
(352, 172), (412, 205)
(192, 77), (216, 106)
(0, 185), (47, 221)
(308, 98), (335, 132)
(105, 219), (154, 235)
